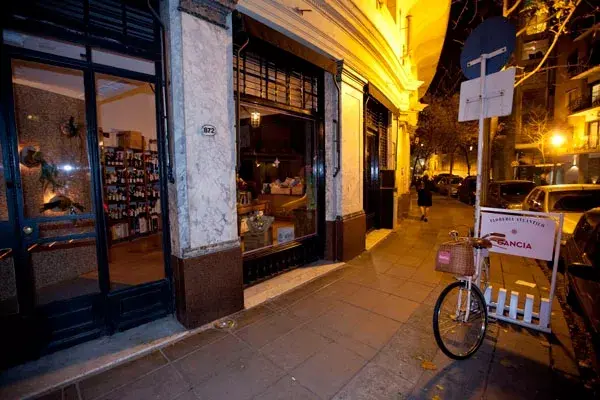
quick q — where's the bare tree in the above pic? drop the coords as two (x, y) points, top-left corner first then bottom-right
(522, 106), (553, 163)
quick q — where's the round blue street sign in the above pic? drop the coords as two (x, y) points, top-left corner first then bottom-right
(460, 17), (516, 80)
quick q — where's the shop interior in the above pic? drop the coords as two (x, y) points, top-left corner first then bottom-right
(237, 104), (317, 253)
(1, 60), (164, 309)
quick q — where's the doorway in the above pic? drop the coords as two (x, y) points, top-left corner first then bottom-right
(0, 49), (171, 367)
(364, 98), (389, 232)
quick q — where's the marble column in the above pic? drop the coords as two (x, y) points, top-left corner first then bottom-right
(325, 63), (367, 261)
(163, 0), (242, 329)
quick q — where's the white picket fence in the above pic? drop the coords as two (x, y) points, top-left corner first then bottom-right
(478, 207), (564, 334)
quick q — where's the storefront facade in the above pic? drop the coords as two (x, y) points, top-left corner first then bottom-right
(0, 0), (449, 365)
(165, 0), (450, 329)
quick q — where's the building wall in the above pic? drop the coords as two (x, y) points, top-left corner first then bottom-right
(163, 0), (449, 327)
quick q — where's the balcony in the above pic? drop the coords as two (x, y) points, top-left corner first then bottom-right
(568, 94), (600, 115)
(568, 41), (600, 79)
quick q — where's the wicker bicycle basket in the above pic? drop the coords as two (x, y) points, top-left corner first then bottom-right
(435, 238), (475, 276)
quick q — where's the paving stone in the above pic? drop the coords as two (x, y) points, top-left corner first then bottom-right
(291, 342), (367, 399)
(236, 312), (301, 349)
(231, 304), (275, 331)
(193, 350), (284, 400)
(341, 285), (392, 311)
(287, 294), (337, 322)
(333, 362), (414, 400)
(79, 351), (168, 400)
(162, 328), (227, 362)
(371, 325), (439, 384)
(396, 280), (434, 303)
(370, 294), (420, 323)
(173, 334), (253, 385)
(405, 303), (435, 334)
(383, 264), (417, 280)
(261, 326), (332, 372)
(254, 375), (319, 399)
(550, 333), (579, 377)
(97, 365), (190, 400)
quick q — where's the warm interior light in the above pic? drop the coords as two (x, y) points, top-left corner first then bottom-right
(250, 112), (261, 128)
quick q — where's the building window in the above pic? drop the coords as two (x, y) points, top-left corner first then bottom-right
(525, 9), (548, 35)
(591, 82), (600, 104)
(522, 39), (549, 60)
(566, 89), (578, 108)
(588, 121), (600, 149)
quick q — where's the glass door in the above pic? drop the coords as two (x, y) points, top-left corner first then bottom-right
(7, 58), (103, 352)
(0, 112), (18, 318)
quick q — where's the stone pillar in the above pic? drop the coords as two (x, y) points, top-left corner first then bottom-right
(163, 0), (243, 329)
(325, 63), (367, 261)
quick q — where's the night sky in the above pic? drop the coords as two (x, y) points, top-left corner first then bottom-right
(426, 0), (504, 98)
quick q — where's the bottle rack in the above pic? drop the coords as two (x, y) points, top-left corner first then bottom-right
(102, 142), (161, 243)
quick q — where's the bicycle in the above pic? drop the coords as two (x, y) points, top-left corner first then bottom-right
(432, 230), (506, 360)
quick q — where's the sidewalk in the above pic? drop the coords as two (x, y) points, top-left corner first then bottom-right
(26, 196), (586, 399)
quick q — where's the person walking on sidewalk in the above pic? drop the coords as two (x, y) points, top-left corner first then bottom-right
(417, 174), (433, 222)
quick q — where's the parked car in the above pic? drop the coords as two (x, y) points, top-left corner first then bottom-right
(522, 184), (600, 244)
(432, 173), (454, 192)
(486, 180), (536, 210)
(438, 176), (463, 197)
(562, 208), (600, 337)
(458, 176), (477, 205)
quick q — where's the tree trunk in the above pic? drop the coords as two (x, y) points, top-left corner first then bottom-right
(463, 146), (471, 176)
(449, 149), (455, 175)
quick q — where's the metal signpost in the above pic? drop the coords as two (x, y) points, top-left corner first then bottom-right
(458, 18), (563, 333)
(459, 16), (516, 237)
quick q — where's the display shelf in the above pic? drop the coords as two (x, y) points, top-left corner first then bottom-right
(101, 140), (162, 243)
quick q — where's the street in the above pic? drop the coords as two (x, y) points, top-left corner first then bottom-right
(39, 195), (588, 400)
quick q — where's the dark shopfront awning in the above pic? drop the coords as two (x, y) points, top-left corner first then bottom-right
(241, 14), (337, 75)
(365, 83), (400, 115)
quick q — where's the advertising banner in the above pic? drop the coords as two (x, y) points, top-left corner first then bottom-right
(480, 212), (557, 261)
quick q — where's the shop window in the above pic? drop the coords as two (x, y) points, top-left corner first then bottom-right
(237, 104), (317, 253)
(522, 39), (548, 60)
(96, 73), (165, 289)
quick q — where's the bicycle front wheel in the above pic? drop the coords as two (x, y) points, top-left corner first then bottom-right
(433, 281), (488, 360)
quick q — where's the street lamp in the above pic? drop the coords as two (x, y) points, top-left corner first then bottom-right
(550, 132), (566, 184)
(550, 132), (566, 148)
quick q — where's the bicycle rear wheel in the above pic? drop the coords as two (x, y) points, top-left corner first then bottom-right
(433, 281), (487, 360)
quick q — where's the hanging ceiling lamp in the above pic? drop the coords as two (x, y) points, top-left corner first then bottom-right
(250, 111), (261, 128)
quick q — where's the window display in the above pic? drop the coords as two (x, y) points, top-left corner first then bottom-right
(237, 104), (317, 253)
(96, 74), (165, 287)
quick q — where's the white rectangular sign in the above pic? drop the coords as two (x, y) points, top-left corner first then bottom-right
(458, 68), (515, 122)
(480, 211), (557, 261)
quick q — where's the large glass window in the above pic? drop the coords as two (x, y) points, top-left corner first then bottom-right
(237, 104), (317, 253)
(96, 73), (165, 289)
(12, 59), (99, 304)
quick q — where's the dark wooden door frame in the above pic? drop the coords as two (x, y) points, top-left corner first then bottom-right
(0, 43), (173, 366)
